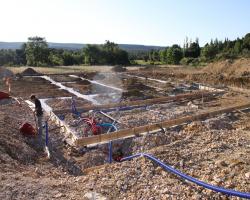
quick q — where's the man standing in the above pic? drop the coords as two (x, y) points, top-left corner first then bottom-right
(30, 94), (44, 148)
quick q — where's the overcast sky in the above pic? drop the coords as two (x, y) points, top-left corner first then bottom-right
(0, 0), (249, 46)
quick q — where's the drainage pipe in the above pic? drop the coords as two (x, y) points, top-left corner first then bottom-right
(108, 141), (113, 163)
(45, 121), (50, 158)
(121, 153), (250, 199)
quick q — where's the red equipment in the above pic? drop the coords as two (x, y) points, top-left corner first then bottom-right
(19, 122), (37, 136)
(81, 117), (102, 136)
(0, 91), (10, 100)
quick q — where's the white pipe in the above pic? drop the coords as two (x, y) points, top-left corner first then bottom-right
(126, 74), (167, 84)
(41, 75), (100, 105)
(69, 75), (123, 92)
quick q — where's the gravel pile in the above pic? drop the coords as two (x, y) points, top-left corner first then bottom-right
(109, 103), (199, 129)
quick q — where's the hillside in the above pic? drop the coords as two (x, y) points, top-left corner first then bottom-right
(0, 42), (165, 52)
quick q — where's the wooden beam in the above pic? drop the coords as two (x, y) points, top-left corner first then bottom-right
(75, 102), (250, 146)
(25, 100), (78, 146)
(54, 91), (220, 114)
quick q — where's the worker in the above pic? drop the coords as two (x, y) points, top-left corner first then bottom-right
(0, 67), (14, 94)
(30, 94), (44, 149)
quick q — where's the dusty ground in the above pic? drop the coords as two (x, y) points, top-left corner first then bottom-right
(0, 63), (250, 199)
(129, 58), (250, 89)
(0, 101), (249, 200)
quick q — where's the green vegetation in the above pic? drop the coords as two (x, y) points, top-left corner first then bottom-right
(1, 33), (250, 67)
(134, 33), (250, 66)
(0, 38), (129, 67)
(83, 41), (129, 65)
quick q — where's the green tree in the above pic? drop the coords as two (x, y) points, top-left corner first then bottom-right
(184, 38), (200, 58)
(160, 49), (168, 63)
(201, 42), (217, 60)
(243, 33), (250, 49)
(233, 39), (243, 54)
(25, 36), (49, 66)
(167, 45), (183, 64)
(62, 51), (75, 66)
(48, 53), (63, 66)
(83, 44), (101, 65)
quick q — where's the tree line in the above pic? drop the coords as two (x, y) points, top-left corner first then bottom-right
(0, 37), (130, 66)
(1, 33), (250, 67)
(140, 33), (250, 66)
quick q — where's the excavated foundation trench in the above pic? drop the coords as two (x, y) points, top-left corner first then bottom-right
(3, 72), (235, 172)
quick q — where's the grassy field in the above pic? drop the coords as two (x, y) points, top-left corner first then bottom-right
(135, 60), (162, 65)
(6, 65), (110, 74)
(6, 65), (142, 74)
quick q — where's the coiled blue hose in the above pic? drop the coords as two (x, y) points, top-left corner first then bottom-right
(121, 153), (250, 199)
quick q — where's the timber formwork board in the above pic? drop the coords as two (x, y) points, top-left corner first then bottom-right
(75, 102), (250, 146)
(54, 91), (221, 115)
(25, 100), (78, 145)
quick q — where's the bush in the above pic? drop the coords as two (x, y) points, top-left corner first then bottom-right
(180, 57), (200, 66)
(112, 65), (127, 72)
(139, 65), (157, 71)
(215, 52), (237, 60)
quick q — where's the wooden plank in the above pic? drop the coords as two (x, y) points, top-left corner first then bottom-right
(54, 91), (220, 114)
(25, 100), (78, 144)
(75, 102), (250, 146)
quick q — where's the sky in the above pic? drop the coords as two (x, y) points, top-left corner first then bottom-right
(0, 0), (249, 46)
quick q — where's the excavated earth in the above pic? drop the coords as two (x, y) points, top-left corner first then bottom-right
(0, 66), (250, 199)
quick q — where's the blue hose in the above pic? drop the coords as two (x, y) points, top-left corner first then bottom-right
(71, 98), (81, 116)
(109, 141), (113, 163)
(121, 153), (250, 199)
(45, 121), (49, 146)
(95, 105), (147, 113)
(97, 123), (118, 132)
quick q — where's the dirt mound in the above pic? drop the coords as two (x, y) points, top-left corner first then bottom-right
(203, 58), (250, 76)
(0, 115), (38, 171)
(21, 67), (42, 76)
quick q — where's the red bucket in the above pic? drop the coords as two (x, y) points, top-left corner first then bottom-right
(19, 122), (36, 136)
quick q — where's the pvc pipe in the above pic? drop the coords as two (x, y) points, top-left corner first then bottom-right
(121, 153), (250, 199)
(108, 141), (112, 163)
(45, 121), (50, 159)
(99, 111), (121, 123)
(99, 105), (147, 113)
(45, 121), (49, 146)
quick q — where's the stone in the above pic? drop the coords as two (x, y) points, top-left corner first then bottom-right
(245, 172), (250, 179)
(54, 193), (65, 198)
(84, 192), (107, 200)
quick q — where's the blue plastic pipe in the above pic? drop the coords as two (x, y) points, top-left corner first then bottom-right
(97, 123), (118, 132)
(108, 141), (113, 163)
(121, 153), (250, 199)
(45, 121), (49, 146)
(95, 105), (147, 113)
(71, 97), (80, 116)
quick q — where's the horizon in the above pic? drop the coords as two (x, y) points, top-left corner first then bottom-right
(0, 41), (165, 47)
(0, 0), (250, 46)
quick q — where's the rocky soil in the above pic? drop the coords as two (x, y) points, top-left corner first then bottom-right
(0, 67), (250, 199)
(1, 99), (249, 199)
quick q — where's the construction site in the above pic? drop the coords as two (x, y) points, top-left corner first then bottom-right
(0, 59), (250, 199)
